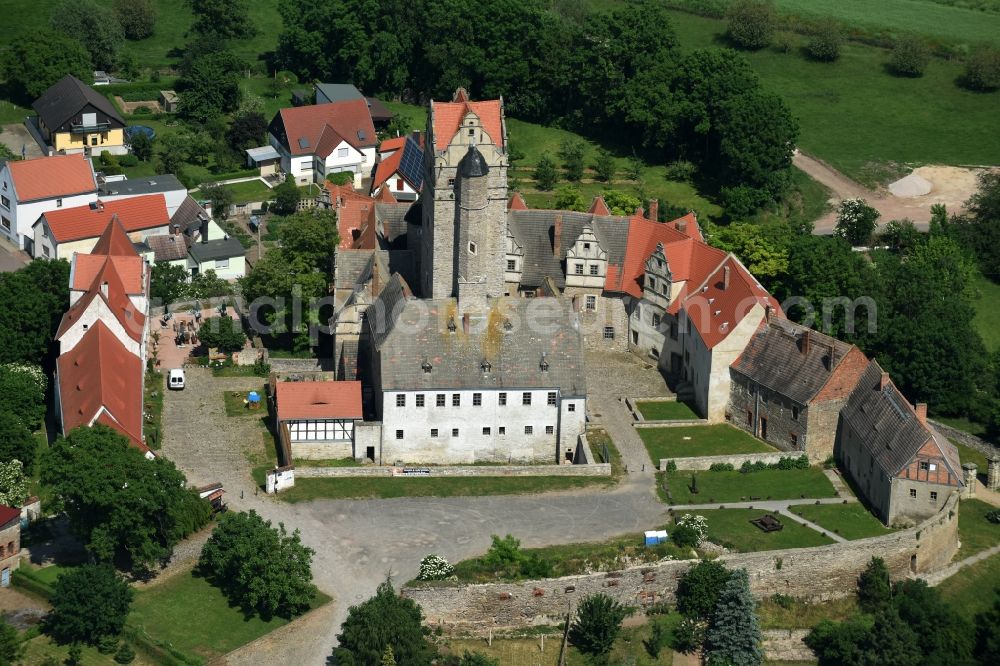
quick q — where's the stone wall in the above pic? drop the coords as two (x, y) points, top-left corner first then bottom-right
(295, 462), (610, 478)
(929, 419), (999, 460)
(658, 452), (793, 471)
(403, 494), (958, 631)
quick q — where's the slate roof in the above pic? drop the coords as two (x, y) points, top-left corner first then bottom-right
(370, 284), (586, 396)
(32, 75), (125, 132)
(315, 83), (364, 103)
(146, 234), (189, 262)
(841, 361), (963, 482)
(375, 202), (411, 244)
(730, 318), (861, 405)
(7, 153), (97, 202)
(188, 237), (246, 263)
(276, 380), (363, 421)
(334, 249), (384, 290)
(170, 196), (211, 234)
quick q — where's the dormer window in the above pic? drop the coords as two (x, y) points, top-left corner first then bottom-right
(481, 359), (492, 373)
(540, 353), (549, 372)
(422, 358), (433, 373)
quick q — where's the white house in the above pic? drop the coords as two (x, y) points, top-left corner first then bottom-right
(31, 194), (170, 260)
(370, 135), (423, 202)
(0, 154), (98, 252)
(98, 174), (187, 217)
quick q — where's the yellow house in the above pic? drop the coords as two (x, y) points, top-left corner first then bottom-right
(32, 75), (127, 156)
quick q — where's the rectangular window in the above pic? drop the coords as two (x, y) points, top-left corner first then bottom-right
(652, 313), (661, 328)
(436, 394), (445, 407)
(507, 259), (516, 271)
(545, 425), (554, 434)
(547, 392), (557, 405)
(522, 392), (531, 405)
(792, 406), (800, 420)
(396, 394), (406, 407)
(791, 433), (798, 448)
(452, 393), (460, 407)
(56, 199), (63, 207)
(930, 491), (938, 502)
(416, 394), (425, 407)
(648, 278), (656, 291)
(586, 295), (596, 311)
(431, 428), (439, 437)
(473, 393), (482, 406)
(482, 427), (490, 436)
(568, 403), (576, 412)
(499, 427), (506, 436)
(603, 326), (615, 339)
(524, 426), (533, 435)
(0, 196), (8, 209)
(589, 264), (599, 276)
(909, 488), (917, 498)
(395, 429), (404, 439)
(338, 147), (349, 157)
(42, 245), (50, 257)
(746, 410), (752, 425)
(574, 263), (583, 275)
(452, 428), (459, 437)
(919, 462), (929, 471)
(0, 217), (9, 231)
(396, 178), (404, 191)
(499, 392), (507, 406)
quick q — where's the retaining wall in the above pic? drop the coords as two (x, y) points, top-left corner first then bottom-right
(929, 419), (999, 461)
(403, 494), (959, 632)
(295, 463), (611, 478)
(658, 452), (792, 471)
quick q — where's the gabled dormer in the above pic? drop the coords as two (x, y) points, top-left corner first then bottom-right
(505, 227), (524, 285)
(565, 225), (607, 288)
(643, 243), (671, 309)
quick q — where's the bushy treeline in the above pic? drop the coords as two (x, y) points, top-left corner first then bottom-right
(275, 0), (798, 215)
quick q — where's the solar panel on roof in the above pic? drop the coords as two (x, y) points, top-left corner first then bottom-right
(398, 137), (424, 190)
(298, 137), (310, 149)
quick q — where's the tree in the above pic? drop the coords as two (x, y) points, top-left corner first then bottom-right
(129, 131), (153, 162)
(951, 170), (1000, 280)
(50, 0), (123, 71)
(0, 460), (28, 508)
(726, 0), (776, 50)
(805, 616), (874, 666)
(602, 190), (642, 216)
(188, 270), (232, 299)
(877, 219), (922, 254)
(150, 262), (189, 305)
(0, 363), (46, 430)
(272, 177), (301, 215)
(857, 557), (891, 613)
(558, 138), (586, 182)
(156, 133), (189, 175)
(0, 413), (36, 474)
(676, 560), (732, 621)
(593, 149), (616, 183)
(380, 646), (396, 666)
(114, 0), (156, 40)
(0, 619), (21, 665)
(554, 186), (587, 212)
(333, 579), (435, 665)
(835, 198), (880, 246)
(568, 593), (630, 658)
(533, 154), (558, 191)
(889, 35), (930, 78)
(975, 589), (1000, 663)
(704, 569), (763, 666)
(1, 31), (91, 103)
(277, 209), (340, 270)
(200, 184), (234, 220)
(178, 45), (246, 123)
(710, 222), (790, 280)
(805, 21), (843, 62)
(962, 44), (1000, 92)
(41, 425), (211, 573)
(199, 510), (316, 618)
(0, 260), (69, 365)
(625, 156), (643, 182)
(198, 315), (247, 353)
(227, 112), (268, 152)
(46, 564), (133, 645)
(892, 579), (974, 665)
(186, 0), (258, 40)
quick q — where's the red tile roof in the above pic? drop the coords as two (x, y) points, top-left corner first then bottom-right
(378, 136), (407, 154)
(0, 504), (19, 528)
(7, 153), (96, 202)
(606, 215), (694, 298)
(90, 216), (139, 257)
(57, 320), (145, 451)
(276, 380), (363, 421)
(41, 194), (169, 243)
(372, 148), (404, 190)
(72, 255), (143, 294)
(431, 97), (504, 151)
(588, 196), (610, 216)
(57, 256), (146, 343)
(275, 99), (377, 157)
(374, 186), (397, 203)
(324, 183), (376, 249)
(508, 192), (527, 211)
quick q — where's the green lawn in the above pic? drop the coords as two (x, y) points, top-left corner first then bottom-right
(635, 400), (700, 421)
(640, 424), (774, 461)
(789, 502), (894, 540)
(676, 508), (835, 552)
(957, 498), (1000, 556)
(938, 551), (1000, 621)
(585, 427), (625, 478)
(972, 273), (1000, 353)
(193, 178), (273, 205)
(222, 387), (267, 417)
(271, 474), (615, 503)
(130, 570), (329, 662)
(952, 439), (989, 473)
(757, 595), (858, 630)
(660, 467), (837, 504)
(668, 10), (1000, 182)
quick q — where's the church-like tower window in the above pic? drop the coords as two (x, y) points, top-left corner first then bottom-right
(468, 242), (477, 255)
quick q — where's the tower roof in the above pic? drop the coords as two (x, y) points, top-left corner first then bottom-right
(459, 144), (489, 178)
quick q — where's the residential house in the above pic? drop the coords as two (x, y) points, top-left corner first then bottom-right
(31, 194), (170, 260)
(370, 134), (423, 201)
(245, 146), (282, 177)
(314, 83), (393, 128)
(0, 505), (20, 587)
(98, 174), (187, 217)
(268, 99), (377, 187)
(144, 196), (247, 280)
(324, 182), (376, 249)
(31, 75), (127, 156)
(728, 318), (870, 461)
(836, 361), (964, 525)
(274, 380), (363, 459)
(0, 153), (98, 252)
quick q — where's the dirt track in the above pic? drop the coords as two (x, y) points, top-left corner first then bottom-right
(793, 151), (984, 235)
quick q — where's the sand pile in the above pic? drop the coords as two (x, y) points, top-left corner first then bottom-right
(889, 173), (933, 198)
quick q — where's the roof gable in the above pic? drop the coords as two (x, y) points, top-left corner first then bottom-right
(40, 194), (169, 243)
(7, 154), (97, 202)
(274, 99), (377, 157)
(682, 255), (779, 349)
(91, 216), (140, 257)
(32, 75), (125, 132)
(71, 254), (143, 294)
(58, 258), (146, 343)
(431, 96), (504, 151)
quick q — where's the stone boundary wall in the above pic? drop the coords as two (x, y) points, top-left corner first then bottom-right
(634, 420), (710, 428)
(150, 295), (241, 316)
(295, 463), (611, 478)
(625, 396), (709, 426)
(929, 419), (999, 461)
(403, 494), (959, 632)
(658, 452), (792, 471)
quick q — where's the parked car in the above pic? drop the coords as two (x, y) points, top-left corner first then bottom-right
(167, 368), (186, 390)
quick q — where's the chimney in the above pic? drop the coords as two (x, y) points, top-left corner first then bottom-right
(648, 199), (659, 222)
(915, 403), (927, 425)
(462, 312), (470, 334)
(879, 372), (890, 390)
(201, 217), (209, 244)
(800, 329), (811, 355)
(171, 223), (180, 235)
(765, 304), (773, 322)
(553, 214), (562, 257)
(635, 206), (644, 217)
(677, 220), (687, 234)
(722, 266), (730, 290)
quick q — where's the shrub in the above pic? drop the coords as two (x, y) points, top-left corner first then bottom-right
(252, 357), (271, 377)
(131, 106), (152, 116)
(665, 160), (697, 183)
(326, 172), (354, 186)
(417, 554), (454, 581)
(962, 44), (1000, 92)
(986, 510), (1000, 524)
(114, 643), (135, 664)
(676, 513), (709, 544)
(806, 21), (843, 62)
(672, 524), (700, 549)
(889, 36), (931, 77)
(569, 594), (631, 657)
(666, 460), (678, 472)
(709, 462), (735, 472)
(726, 0), (776, 50)
(97, 635), (119, 654)
(772, 593), (794, 609)
(118, 153), (139, 167)
(773, 32), (794, 54)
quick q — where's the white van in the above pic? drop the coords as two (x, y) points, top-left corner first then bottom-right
(167, 368), (186, 390)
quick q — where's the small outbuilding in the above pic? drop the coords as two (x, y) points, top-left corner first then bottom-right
(274, 380), (363, 459)
(245, 145), (282, 176)
(0, 505), (22, 586)
(159, 90), (179, 113)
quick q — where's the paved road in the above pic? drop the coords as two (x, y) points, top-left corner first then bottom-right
(0, 234), (28, 273)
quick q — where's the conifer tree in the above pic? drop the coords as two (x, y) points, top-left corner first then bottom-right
(704, 569), (763, 666)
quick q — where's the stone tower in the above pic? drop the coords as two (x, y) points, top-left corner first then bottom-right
(420, 90), (508, 300)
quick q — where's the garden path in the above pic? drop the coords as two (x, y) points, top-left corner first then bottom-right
(775, 508), (848, 544)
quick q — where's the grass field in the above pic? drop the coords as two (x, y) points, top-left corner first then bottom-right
(676, 508), (835, 551)
(641, 424), (775, 461)
(667, 10), (1000, 181)
(756, 595), (857, 630)
(953, 439), (989, 472)
(193, 178), (274, 205)
(972, 273), (1000, 352)
(222, 386), (266, 417)
(957, 498), (1000, 556)
(789, 502), (894, 540)
(660, 467), (837, 504)
(938, 551), (1000, 621)
(129, 570), (330, 662)
(635, 400), (701, 421)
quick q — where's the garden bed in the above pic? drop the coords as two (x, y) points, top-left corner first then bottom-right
(639, 424), (774, 460)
